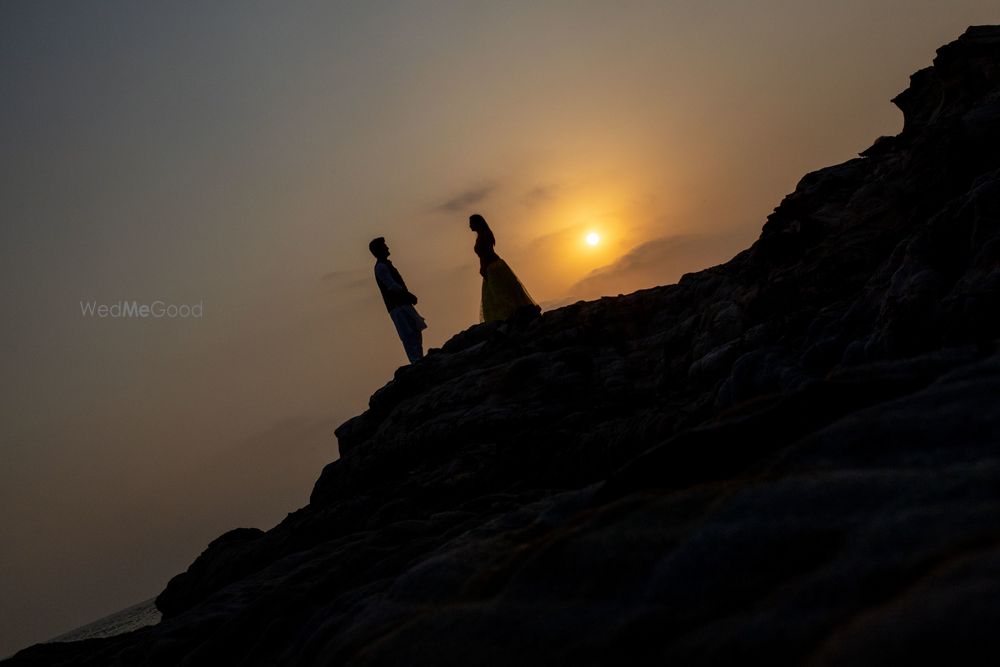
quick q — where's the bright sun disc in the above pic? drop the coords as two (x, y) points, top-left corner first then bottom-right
(585, 232), (600, 246)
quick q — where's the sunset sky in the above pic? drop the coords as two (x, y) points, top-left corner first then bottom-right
(2, 1), (998, 656)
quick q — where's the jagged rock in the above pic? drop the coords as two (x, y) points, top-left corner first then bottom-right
(7, 26), (1000, 667)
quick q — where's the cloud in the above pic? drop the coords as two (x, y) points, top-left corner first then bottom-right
(569, 234), (741, 299)
(539, 295), (584, 311)
(321, 269), (369, 290)
(522, 184), (558, 207)
(216, 414), (340, 461)
(434, 184), (497, 213)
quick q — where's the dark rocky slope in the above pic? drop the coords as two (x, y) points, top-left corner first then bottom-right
(8, 26), (1000, 666)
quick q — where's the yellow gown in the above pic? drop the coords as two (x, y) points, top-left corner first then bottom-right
(480, 257), (537, 323)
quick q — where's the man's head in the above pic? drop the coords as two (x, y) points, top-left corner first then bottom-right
(368, 237), (389, 259)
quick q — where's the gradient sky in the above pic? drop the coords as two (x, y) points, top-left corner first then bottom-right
(2, 1), (998, 656)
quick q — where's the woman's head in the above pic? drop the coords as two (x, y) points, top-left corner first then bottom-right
(468, 213), (495, 246)
(469, 213), (488, 232)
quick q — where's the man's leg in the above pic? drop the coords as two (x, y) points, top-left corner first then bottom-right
(401, 329), (424, 363)
(391, 308), (425, 364)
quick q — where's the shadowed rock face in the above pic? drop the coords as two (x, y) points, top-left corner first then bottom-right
(8, 26), (1000, 667)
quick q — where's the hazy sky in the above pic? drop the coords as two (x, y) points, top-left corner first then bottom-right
(2, 1), (998, 656)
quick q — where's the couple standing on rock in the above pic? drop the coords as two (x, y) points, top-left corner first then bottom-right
(369, 213), (541, 364)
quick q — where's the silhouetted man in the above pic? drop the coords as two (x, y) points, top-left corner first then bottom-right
(369, 237), (426, 363)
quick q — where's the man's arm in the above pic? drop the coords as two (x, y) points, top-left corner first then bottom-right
(374, 264), (404, 292)
(375, 264), (418, 304)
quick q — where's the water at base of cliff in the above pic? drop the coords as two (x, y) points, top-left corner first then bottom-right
(49, 599), (160, 644)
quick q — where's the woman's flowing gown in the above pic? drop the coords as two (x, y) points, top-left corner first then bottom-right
(476, 233), (538, 323)
(480, 257), (537, 322)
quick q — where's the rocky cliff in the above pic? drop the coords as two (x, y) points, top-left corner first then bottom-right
(8, 26), (1000, 666)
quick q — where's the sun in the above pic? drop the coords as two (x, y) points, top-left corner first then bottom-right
(585, 231), (601, 246)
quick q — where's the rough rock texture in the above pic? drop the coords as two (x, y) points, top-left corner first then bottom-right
(8, 26), (1000, 666)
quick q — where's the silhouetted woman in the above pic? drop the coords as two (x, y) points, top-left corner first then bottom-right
(469, 213), (540, 323)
